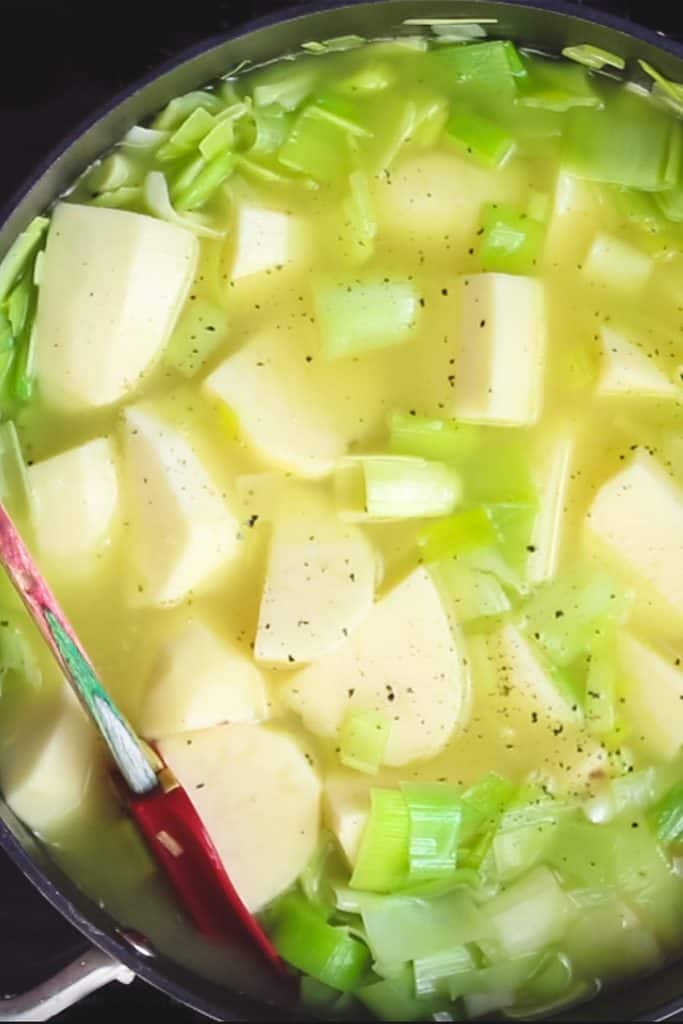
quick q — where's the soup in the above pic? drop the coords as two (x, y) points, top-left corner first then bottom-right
(0, 27), (681, 1020)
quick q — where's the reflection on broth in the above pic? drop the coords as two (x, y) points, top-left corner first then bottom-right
(0, 30), (681, 1020)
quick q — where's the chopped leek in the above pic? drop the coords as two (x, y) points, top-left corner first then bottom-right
(479, 203), (545, 274)
(198, 116), (237, 161)
(0, 420), (33, 523)
(335, 455), (460, 522)
(0, 217), (48, 305)
(486, 865), (576, 959)
(387, 412), (480, 463)
(414, 945), (476, 997)
(300, 832), (341, 915)
(563, 89), (680, 190)
(431, 41), (524, 105)
(639, 60), (683, 109)
(279, 108), (349, 182)
(651, 783), (683, 846)
(493, 822), (558, 883)
(143, 172), (225, 238)
(459, 772), (515, 844)
(655, 177), (683, 221)
(401, 782), (462, 881)
(518, 58), (602, 111)
(122, 125), (170, 150)
(350, 789), (409, 892)
(446, 109), (515, 167)
(86, 153), (139, 193)
(271, 891), (370, 991)
(465, 435), (537, 506)
(153, 90), (224, 131)
(156, 106), (216, 161)
(418, 506), (495, 562)
(358, 966), (445, 1021)
(448, 954), (541, 1001)
(307, 92), (373, 138)
(252, 67), (317, 111)
(90, 186), (142, 210)
(314, 278), (418, 359)
(339, 711), (390, 775)
(562, 44), (625, 71)
(339, 63), (395, 94)
(435, 561), (511, 623)
(174, 149), (235, 210)
(338, 170), (377, 265)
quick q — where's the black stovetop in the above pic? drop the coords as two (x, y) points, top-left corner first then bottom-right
(0, 0), (682, 1019)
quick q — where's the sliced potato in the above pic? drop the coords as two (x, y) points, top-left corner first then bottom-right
(254, 490), (377, 666)
(323, 771), (371, 865)
(139, 619), (269, 739)
(618, 632), (683, 761)
(229, 203), (300, 281)
(598, 326), (680, 399)
(35, 203), (197, 410)
(123, 407), (240, 605)
(159, 723), (320, 912)
(281, 567), (469, 766)
(28, 438), (119, 573)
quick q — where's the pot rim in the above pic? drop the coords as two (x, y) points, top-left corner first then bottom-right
(0, 2), (682, 1021)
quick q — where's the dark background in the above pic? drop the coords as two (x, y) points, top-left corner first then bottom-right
(0, 0), (682, 1020)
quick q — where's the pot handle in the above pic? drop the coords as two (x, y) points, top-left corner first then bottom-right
(0, 946), (134, 1021)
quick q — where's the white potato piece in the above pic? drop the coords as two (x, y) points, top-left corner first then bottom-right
(323, 772), (371, 865)
(2, 688), (98, 834)
(454, 274), (546, 426)
(281, 567), (469, 766)
(372, 151), (524, 249)
(229, 204), (299, 281)
(583, 233), (652, 292)
(545, 171), (602, 265)
(527, 437), (574, 585)
(205, 330), (349, 478)
(598, 326), (680, 399)
(494, 625), (580, 725)
(34, 203), (198, 410)
(618, 632), (683, 761)
(28, 438), (119, 573)
(254, 491), (376, 666)
(585, 452), (683, 619)
(139, 619), (269, 739)
(159, 724), (320, 912)
(123, 407), (240, 605)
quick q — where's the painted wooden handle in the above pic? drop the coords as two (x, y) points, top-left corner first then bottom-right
(0, 501), (157, 796)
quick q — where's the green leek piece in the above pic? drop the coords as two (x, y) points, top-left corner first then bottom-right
(563, 88), (681, 190)
(278, 108), (349, 182)
(6, 274), (33, 339)
(562, 44), (625, 71)
(153, 90), (224, 131)
(174, 149), (235, 211)
(307, 91), (373, 139)
(90, 186), (142, 210)
(516, 950), (574, 1004)
(252, 66), (317, 111)
(299, 976), (341, 1013)
(143, 172), (224, 240)
(435, 561), (511, 623)
(609, 186), (663, 228)
(639, 59), (683, 109)
(485, 865), (576, 959)
(431, 41), (525, 105)
(350, 789), (409, 892)
(321, 34), (366, 51)
(612, 818), (683, 942)
(339, 710), (390, 775)
(650, 783), (683, 846)
(584, 643), (616, 735)
(487, 502), (538, 577)
(387, 412), (480, 463)
(459, 772), (515, 844)
(518, 57), (602, 111)
(448, 953), (541, 1001)
(413, 944), (476, 997)
(339, 170), (377, 265)
(0, 217), (48, 305)
(418, 506), (495, 562)
(157, 107), (216, 161)
(12, 321), (36, 403)
(0, 421), (32, 524)
(446, 109), (515, 167)
(521, 569), (631, 667)
(479, 203), (545, 274)
(357, 966), (446, 1022)
(335, 455), (460, 522)
(339, 62), (395, 94)
(270, 892), (370, 991)
(170, 153), (206, 200)
(564, 898), (660, 982)
(466, 434), (537, 506)
(163, 298), (229, 377)
(357, 887), (491, 964)
(122, 125), (170, 150)
(401, 782), (462, 882)
(250, 104), (294, 155)
(300, 832), (340, 915)
(655, 177), (683, 221)
(197, 116), (236, 160)
(86, 153), (139, 193)
(315, 277), (419, 359)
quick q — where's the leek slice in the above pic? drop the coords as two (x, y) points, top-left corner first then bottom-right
(350, 789), (409, 892)
(271, 891), (370, 991)
(388, 412), (480, 463)
(446, 109), (515, 167)
(0, 420), (33, 523)
(479, 203), (545, 274)
(418, 506), (495, 562)
(563, 89), (680, 190)
(401, 782), (462, 882)
(153, 90), (224, 131)
(431, 41), (524, 105)
(561, 44), (625, 71)
(485, 865), (576, 959)
(252, 66), (317, 111)
(314, 277), (418, 358)
(143, 172), (225, 238)
(279, 108), (349, 182)
(358, 966), (446, 1021)
(121, 125), (169, 150)
(156, 106), (216, 161)
(518, 58), (602, 111)
(173, 149), (235, 210)
(0, 217), (48, 305)
(460, 772), (515, 844)
(639, 59), (683, 109)
(335, 455), (460, 522)
(435, 561), (511, 623)
(339, 711), (390, 775)
(651, 783), (683, 846)
(414, 944), (476, 997)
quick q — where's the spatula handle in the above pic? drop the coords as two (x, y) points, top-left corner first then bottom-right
(0, 501), (158, 796)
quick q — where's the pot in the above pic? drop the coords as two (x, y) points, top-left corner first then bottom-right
(0, 1), (681, 1020)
